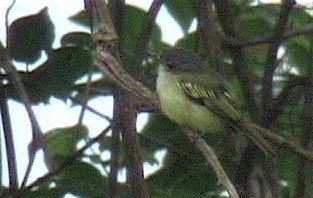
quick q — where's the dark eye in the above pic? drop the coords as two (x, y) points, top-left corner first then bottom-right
(166, 63), (175, 69)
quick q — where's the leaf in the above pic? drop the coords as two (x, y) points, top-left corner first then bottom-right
(120, 6), (162, 70)
(237, 4), (277, 36)
(43, 125), (89, 171)
(8, 7), (55, 64)
(61, 32), (92, 49)
(58, 161), (105, 198)
(285, 36), (313, 74)
(8, 46), (93, 103)
(164, 0), (195, 34)
(69, 10), (90, 28)
(23, 187), (64, 198)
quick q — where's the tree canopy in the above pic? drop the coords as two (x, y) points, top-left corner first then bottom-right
(1, 0), (313, 197)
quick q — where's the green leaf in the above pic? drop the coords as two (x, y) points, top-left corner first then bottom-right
(8, 46), (93, 103)
(43, 125), (89, 171)
(175, 32), (198, 49)
(69, 10), (90, 28)
(243, 44), (269, 79)
(164, 0), (195, 34)
(61, 32), (92, 49)
(8, 7), (55, 64)
(120, 6), (162, 70)
(58, 161), (105, 198)
(285, 36), (313, 74)
(237, 4), (278, 36)
(23, 187), (64, 198)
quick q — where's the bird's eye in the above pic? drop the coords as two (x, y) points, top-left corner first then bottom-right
(166, 63), (175, 69)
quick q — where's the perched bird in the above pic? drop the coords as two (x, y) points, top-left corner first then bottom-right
(7, 7), (55, 64)
(156, 48), (274, 156)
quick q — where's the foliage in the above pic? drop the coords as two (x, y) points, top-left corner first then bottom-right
(1, 0), (313, 197)
(8, 7), (55, 64)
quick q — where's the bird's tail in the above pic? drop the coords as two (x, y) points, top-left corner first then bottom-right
(237, 120), (275, 157)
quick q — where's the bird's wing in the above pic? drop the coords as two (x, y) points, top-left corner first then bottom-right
(176, 73), (241, 123)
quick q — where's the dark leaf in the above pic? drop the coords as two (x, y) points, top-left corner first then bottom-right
(8, 46), (93, 103)
(58, 161), (105, 198)
(69, 10), (90, 28)
(43, 125), (88, 171)
(8, 7), (55, 64)
(61, 32), (92, 49)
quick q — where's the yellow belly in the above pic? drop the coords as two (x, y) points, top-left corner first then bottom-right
(156, 69), (221, 132)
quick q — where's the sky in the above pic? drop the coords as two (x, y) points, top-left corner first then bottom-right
(0, 0), (313, 195)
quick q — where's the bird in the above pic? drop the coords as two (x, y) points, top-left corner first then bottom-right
(156, 48), (274, 157)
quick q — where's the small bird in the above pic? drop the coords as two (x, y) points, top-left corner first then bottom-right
(156, 48), (274, 156)
(8, 7), (55, 64)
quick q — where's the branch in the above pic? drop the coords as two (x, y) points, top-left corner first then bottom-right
(85, 1), (153, 197)
(252, 123), (313, 161)
(270, 75), (307, 122)
(0, 41), (43, 188)
(132, 0), (164, 80)
(222, 22), (313, 47)
(70, 97), (112, 122)
(183, 128), (239, 198)
(5, 0), (16, 45)
(85, 0), (158, 108)
(118, 92), (150, 198)
(9, 125), (112, 198)
(0, 89), (18, 190)
(195, 0), (224, 73)
(261, 0), (295, 125)
(108, 2), (125, 195)
(108, 91), (122, 197)
(214, 0), (259, 118)
(96, 51), (158, 107)
(295, 67), (313, 197)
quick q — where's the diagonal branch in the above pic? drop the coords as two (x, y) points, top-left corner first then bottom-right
(132, 0), (164, 80)
(183, 128), (239, 198)
(222, 22), (313, 47)
(9, 125), (112, 198)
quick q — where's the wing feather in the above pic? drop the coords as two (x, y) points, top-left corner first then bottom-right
(176, 74), (241, 123)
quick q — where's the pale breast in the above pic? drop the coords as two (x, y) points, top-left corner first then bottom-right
(156, 68), (220, 132)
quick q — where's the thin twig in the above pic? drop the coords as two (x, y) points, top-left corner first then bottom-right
(132, 0), (164, 80)
(77, 65), (94, 125)
(10, 125), (112, 198)
(0, 89), (18, 190)
(2, 0), (18, 190)
(222, 22), (313, 47)
(0, 41), (43, 188)
(183, 128), (239, 198)
(252, 123), (313, 161)
(5, 0), (16, 45)
(70, 96), (112, 122)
